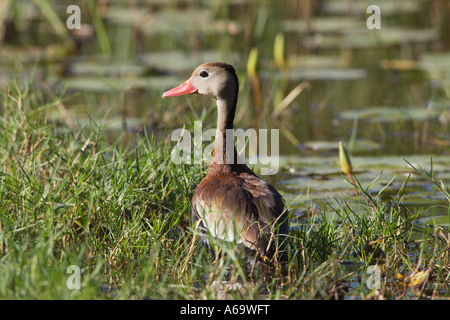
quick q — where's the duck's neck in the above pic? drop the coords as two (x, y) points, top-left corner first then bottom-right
(212, 98), (236, 166)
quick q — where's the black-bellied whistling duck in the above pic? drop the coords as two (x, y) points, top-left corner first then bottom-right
(163, 62), (289, 271)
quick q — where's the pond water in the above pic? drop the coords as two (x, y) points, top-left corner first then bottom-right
(1, 1), (448, 238)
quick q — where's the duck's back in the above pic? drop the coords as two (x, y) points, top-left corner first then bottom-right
(191, 163), (288, 262)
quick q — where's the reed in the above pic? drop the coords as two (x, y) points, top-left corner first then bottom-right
(0, 76), (448, 299)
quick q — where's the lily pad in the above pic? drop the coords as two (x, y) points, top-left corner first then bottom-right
(419, 52), (450, 71)
(301, 28), (440, 50)
(66, 60), (148, 77)
(351, 139), (383, 153)
(104, 6), (150, 25)
(138, 51), (241, 73)
(298, 139), (382, 154)
(419, 52), (450, 83)
(287, 55), (344, 69)
(139, 9), (240, 35)
(275, 154), (449, 213)
(322, 0), (421, 16)
(281, 17), (364, 34)
(62, 76), (181, 92)
(335, 106), (442, 123)
(299, 140), (339, 152)
(0, 45), (71, 65)
(263, 67), (367, 81)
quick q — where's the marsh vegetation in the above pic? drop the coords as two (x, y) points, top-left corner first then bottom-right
(0, 0), (448, 299)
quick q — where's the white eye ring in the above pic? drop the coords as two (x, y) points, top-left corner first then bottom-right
(199, 70), (209, 78)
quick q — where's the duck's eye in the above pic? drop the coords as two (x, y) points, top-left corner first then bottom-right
(199, 70), (209, 78)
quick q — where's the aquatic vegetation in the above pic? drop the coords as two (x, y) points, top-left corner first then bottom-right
(0, 0), (448, 300)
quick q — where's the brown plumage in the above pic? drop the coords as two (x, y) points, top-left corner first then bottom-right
(163, 62), (289, 269)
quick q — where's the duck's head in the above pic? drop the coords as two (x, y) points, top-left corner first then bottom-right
(162, 62), (239, 103)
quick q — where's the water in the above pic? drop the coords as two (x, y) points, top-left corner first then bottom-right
(0, 0), (449, 299)
(1, 0), (448, 217)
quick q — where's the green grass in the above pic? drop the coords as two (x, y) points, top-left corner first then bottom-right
(0, 77), (448, 300)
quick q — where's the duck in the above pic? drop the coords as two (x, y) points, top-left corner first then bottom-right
(163, 62), (289, 272)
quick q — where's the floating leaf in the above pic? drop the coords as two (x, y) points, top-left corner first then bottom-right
(287, 55), (343, 69)
(67, 61), (148, 77)
(352, 139), (383, 153)
(281, 17), (364, 34)
(419, 52), (450, 83)
(138, 51), (241, 73)
(273, 154), (449, 207)
(63, 76), (181, 92)
(322, 0), (421, 16)
(336, 106), (442, 123)
(299, 140), (338, 152)
(298, 139), (381, 154)
(138, 9), (240, 35)
(104, 6), (149, 25)
(263, 68), (367, 81)
(301, 28), (439, 50)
